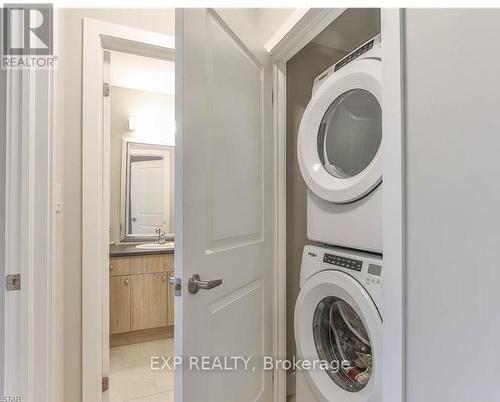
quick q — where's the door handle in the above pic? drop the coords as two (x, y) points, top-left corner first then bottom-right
(188, 274), (222, 294)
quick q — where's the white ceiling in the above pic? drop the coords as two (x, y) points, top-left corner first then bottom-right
(110, 51), (175, 95)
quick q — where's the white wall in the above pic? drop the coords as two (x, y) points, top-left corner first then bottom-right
(405, 9), (500, 402)
(109, 86), (175, 244)
(55, 9), (175, 402)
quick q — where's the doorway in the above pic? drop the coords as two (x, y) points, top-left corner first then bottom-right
(105, 49), (175, 402)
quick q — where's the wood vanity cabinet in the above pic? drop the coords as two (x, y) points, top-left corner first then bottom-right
(109, 253), (174, 339)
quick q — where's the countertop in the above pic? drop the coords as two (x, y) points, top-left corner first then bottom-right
(109, 243), (174, 257)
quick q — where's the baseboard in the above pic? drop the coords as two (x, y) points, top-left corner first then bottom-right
(110, 325), (173, 347)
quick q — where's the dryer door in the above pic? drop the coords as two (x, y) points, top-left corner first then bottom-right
(298, 59), (382, 203)
(294, 270), (382, 402)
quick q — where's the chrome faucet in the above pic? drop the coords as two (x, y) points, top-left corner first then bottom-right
(156, 227), (167, 244)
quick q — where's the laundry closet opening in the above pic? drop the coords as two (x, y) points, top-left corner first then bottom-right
(284, 8), (381, 401)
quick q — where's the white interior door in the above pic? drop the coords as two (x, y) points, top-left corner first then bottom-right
(130, 158), (167, 235)
(175, 9), (274, 402)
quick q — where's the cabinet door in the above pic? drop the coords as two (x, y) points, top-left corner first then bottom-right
(167, 271), (174, 326)
(110, 276), (131, 334)
(131, 273), (167, 331)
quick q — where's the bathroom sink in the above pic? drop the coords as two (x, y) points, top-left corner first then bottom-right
(135, 242), (174, 250)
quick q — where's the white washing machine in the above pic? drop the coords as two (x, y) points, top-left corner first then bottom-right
(297, 35), (382, 253)
(294, 245), (382, 402)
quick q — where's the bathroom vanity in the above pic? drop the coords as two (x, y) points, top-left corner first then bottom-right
(109, 245), (174, 346)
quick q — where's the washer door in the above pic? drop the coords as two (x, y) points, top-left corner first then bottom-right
(294, 270), (382, 402)
(298, 59), (382, 203)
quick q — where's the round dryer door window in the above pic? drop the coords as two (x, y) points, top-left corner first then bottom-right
(297, 57), (382, 203)
(313, 296), (372, 392)
(317, 89), (381, 179)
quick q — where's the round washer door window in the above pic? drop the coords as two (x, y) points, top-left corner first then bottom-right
(317, 89), (382, 179)
(313, 296), (373, 393)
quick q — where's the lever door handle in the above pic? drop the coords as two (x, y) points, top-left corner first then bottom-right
(188, 274), (223, 294)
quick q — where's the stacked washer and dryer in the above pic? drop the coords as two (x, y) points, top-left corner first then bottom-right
(294, 35), (383, 402)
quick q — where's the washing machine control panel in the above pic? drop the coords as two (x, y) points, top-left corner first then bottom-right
(323, 253), (363, 272)
(301, 245), (383, 314)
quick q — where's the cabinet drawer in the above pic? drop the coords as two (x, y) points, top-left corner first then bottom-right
(109, 257), (131, 277)
(130, 254), (173, 275)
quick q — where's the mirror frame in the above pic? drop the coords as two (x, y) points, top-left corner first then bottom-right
(120, 139), (175, 242)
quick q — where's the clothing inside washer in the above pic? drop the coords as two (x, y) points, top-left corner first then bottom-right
(313, 296), (373, 392)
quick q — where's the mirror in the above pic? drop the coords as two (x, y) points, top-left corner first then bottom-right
(120, 140), (174, 241)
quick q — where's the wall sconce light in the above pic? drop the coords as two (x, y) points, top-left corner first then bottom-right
(128, 116), (136, 131)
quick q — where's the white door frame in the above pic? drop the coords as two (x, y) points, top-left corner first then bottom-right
(2, 64), (57, 401)
(381, 10), (406, 402)
(269, 8), (406, 402)
(81, 18), (174, 402)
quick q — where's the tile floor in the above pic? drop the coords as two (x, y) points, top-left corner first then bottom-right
(109, 338), (174, 402)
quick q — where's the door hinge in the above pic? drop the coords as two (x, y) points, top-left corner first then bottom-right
(102, 376), (109, 392)
(103, 82), (110, 97)
(6, 274), (21, 291)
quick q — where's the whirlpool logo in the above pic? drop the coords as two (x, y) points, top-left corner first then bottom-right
(1, 3), (56, 69)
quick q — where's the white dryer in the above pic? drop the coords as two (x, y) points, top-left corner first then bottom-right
(294, 245), (382, 402)
(297, 35), (382, 253)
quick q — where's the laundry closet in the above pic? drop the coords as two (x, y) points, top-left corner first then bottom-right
(283, 8), (382, 402)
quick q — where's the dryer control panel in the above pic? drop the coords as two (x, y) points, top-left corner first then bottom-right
(311, 33), (381, 96)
